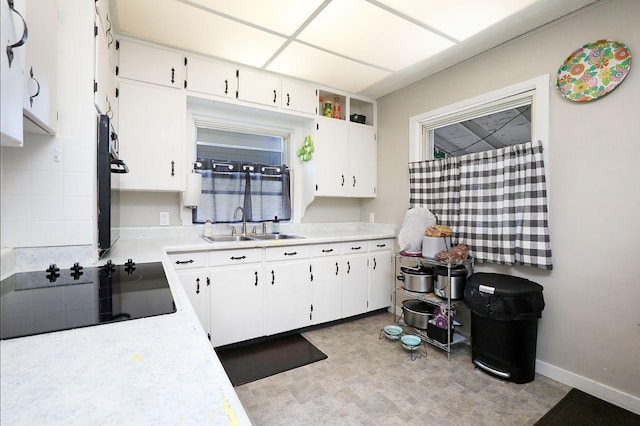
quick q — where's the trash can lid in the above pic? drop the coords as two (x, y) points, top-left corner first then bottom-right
(467, 273), (543, 296)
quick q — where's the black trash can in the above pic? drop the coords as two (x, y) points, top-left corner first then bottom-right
(464, 273), (544, 384)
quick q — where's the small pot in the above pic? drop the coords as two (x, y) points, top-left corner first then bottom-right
(402, 300), (435, 329)
(349, 114), (366, 124)
(433, 265), (467, 300)
(397, 266), (434, 293)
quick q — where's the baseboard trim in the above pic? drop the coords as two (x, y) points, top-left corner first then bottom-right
(536, 359), (640, 415)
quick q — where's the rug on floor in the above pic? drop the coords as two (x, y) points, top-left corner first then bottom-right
(215, 334), (327, 386)
(534, 388), (640, 426)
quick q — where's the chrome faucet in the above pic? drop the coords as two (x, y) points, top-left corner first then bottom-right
(234, 206), (247, 235)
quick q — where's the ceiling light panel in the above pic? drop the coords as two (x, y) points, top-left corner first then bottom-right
(181, 0), (326, 36)
(267, 42), (391, 93)
(297, 0), (454, 72)
(376, 0), (541, 41)
(115, 0), (286, 67)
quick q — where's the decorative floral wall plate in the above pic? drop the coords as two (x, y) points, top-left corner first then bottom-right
(556, 40), (632, 102)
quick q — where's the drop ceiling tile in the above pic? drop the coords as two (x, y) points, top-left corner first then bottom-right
(297, 0), (454, 71)
(115, 0), (286, 67)
(377, 0), (540, 41)
(266, 42), (391, 94)
(180, 0), (326, 36)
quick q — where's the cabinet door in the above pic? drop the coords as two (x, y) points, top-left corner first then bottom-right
(186, 56), (236, 99)
(118, 39), (184, 89)
(281, 80), (317, 115)
(265, 259), (312, 335)
(94, 12), (115, 116)
(236, 68), (280, 107)
(22, 0), (57, 134)
(210, 264), (265, 347)
(117, 80), (184, 191)
(175, 269), (210, 336)
(315, 116), (348, 196)
(1, 0), (26, 146)
(311, 256), (342, 324)
(368, 250), (392, 311)
(348, 124), (376, 197)
(342, 252), (369, 318)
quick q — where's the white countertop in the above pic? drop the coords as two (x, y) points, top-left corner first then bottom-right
(0, 222), (396, 425)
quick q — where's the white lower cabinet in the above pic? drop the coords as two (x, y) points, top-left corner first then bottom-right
(210, 263), (265, 347)
(368, 240), (394, 311)
(310, 243), (343, 325)
(168, 252), (210, 337)
(265, 259), (312, 335)
(209, 248), (264, 347)
(341, 242), (369, 318)
(170, 236), (394, 347)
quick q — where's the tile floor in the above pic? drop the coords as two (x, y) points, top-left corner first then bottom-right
(235, 312), (570, 425)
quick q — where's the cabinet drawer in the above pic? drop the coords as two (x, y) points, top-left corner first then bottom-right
(341, 241), (367, 255)
(168, 252), (208, 269)
(309, 242), (342, 257)
(265, 245), (310, 261)
(369, 239), (394, 252)
(209, 248), (263, 266)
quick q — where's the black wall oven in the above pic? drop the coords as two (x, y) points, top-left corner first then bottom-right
(97, 114), (127, 258)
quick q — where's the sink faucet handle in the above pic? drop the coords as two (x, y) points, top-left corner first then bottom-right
(226, 225), (236, 235)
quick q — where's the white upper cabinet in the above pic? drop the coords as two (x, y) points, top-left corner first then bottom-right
(281, 79), (317, 115)
(22, 0), (57, 135)
(236, 67), (280, 107)
(117, 80), (185, 191)
(1, 0), (26, 146)
(117, 39), (184, 89)
(347, 123), (377, 197)
(94, 11), (116, 117)
(314, 90), (377, 198)
(185, 56), (237, 99)
(315, 116), (349, 196)
(94, 0), (117, 118)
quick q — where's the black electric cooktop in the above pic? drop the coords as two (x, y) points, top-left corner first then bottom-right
(0, 260), (176, 340)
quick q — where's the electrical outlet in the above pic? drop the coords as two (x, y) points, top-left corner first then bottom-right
(159, 212), (170, 226)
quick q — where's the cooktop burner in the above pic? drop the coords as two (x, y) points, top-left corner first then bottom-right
(0, 260), (176, 340)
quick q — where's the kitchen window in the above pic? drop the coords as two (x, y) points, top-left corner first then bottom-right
(408, 75), (553, 269)
(192, 126), (291, 224)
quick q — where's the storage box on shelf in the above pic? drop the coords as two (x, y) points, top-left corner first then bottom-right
(393, 253), (473, 360)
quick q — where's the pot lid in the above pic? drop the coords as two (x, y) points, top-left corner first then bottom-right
(401, 266), (433, 275)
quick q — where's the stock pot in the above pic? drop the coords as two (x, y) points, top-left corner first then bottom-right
(398, 266), (434, 293)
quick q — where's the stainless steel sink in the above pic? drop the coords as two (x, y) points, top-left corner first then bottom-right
(203, 235), (255, 242)
(250, 234), (304, 240)
(203, 233), (304, 243)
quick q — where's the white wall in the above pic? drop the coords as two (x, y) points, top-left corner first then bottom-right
(0, 0), (96, 251)
(369, 0), (640, 410)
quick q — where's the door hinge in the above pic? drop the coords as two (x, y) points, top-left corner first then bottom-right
(316, 123), (319, 130)
(184, 57), (187, 66)
(184, 80), (187, 89)
(93, 81), (98, 93)
(94, 25), (98, 37)
(207, 333), (211, 341)
(206, 277), (210, 286)
(115, 65), (119, 76)
(115, 40), (119, 49)
(115, 87), (119, 98)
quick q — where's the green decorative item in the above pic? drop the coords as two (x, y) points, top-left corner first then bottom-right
(297, 135), (314, 162)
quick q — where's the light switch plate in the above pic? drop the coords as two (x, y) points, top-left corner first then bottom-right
(160, 212), (170, 226)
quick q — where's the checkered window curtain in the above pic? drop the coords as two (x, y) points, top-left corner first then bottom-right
(409, 140), (553, 269)
(193, 160), (291, 224)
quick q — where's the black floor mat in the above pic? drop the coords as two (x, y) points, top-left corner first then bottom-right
(215, 334), (327, 386)
(534, 388), (640, 425)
